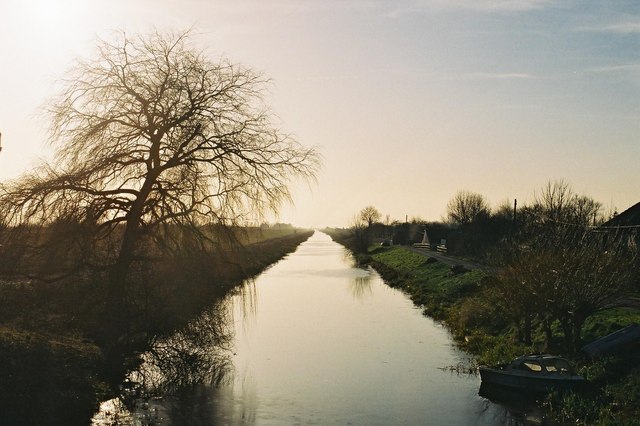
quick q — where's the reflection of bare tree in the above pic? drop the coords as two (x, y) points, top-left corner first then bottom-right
(129, 302), (234, 396)
(94, 295), (254, 423)
(341, 248), (356, 265)
(230, 279), (258, 323)
(350, 269), (373, 300)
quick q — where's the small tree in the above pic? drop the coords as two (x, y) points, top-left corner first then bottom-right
(349, 206), (381, 253)
(446, 190), (490, 226)
(492, 248), (569, 348)
(359, 206), (381, 228)
(490, 229), (639, 352)
(445, 190), (491, 256)
(570, 195), (602, 227)
(554, 234), (638, 351)
(534, 179), (575, 224)
(532, 180), (602, 227)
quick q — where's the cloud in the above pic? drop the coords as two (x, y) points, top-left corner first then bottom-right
(386, 0), (553, 17)
(431, 72), (539, 82)
(461, 72), (538, 80)
(576, 18), (640, 34)
(437, 0), (553, 11)
(585, 64), (640, 74)
(580, 64), (640, 86)
(497, 103), (542, 110)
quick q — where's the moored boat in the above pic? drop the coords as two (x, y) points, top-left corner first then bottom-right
(479, 354), (586, 392)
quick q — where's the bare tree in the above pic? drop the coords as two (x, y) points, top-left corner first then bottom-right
(446, 190), (490, 226)
(554, 234), (638, 351)
(490, 231), (639, 352)
(571, 195), (602, 226)
(0, 30), (319, 303)
(533, 179), (601, 227)
(534, 179), (574, 224)
(359, 206), (381, 228)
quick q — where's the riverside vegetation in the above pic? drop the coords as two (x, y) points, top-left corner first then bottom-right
(329, 235), (640, 424)
(0, 226), (313, 424)
(326, 185), (640, 425)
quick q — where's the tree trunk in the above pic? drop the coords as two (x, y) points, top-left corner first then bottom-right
(515, 319), (523, 343)
(108, 233), (136, 307)
(108, 208), (144, 302)
(543, 317), (553, 351)
(523, 315), (532, 345)
(573, 315), (586, 353)
(560, 316), (574, 353)
(107, 165), (161, 307)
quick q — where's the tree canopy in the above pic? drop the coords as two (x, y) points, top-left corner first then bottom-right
(446, 190), (490, 226)
(358, 206), (381, 228)
(532, 179), (602, 227)
(0, 30), (319, 293)
(490, 230), (639, 351)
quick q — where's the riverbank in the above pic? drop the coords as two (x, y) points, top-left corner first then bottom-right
(0, 229), (313, 425)
(326, 229), (640, 424)
(325, 229), (498, 355)
(366, 246), (500, 359)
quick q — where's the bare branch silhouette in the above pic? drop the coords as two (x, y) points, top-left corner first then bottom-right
(0, 30), (319, 303)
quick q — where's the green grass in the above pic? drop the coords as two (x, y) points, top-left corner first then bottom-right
(371, 247), (486, 294)
(369, 247), (487, 320)
(371, 247), (431, 270)
(582, 308), (640, 344)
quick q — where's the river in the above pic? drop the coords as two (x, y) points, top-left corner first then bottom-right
(94, 231), (533, 425)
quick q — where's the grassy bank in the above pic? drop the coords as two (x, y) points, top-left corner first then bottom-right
(0, 229), (313, 425)
(368, 246), (488, 322)
(340, 242), (640, 424)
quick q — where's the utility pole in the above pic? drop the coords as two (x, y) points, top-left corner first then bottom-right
(513, 198), (517, 222)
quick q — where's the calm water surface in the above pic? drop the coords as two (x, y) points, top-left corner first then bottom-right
(95, 231), (531, 425)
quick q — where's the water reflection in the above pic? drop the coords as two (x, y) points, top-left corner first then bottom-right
(349, 267), (373, 299)
(132, 306), (233, 393)
(478, 383), (547, 425)
(94, 232), (538, 425)
(93, 304), (234, 425)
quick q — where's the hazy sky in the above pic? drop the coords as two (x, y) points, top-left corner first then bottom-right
(0, 0), (638, 227)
